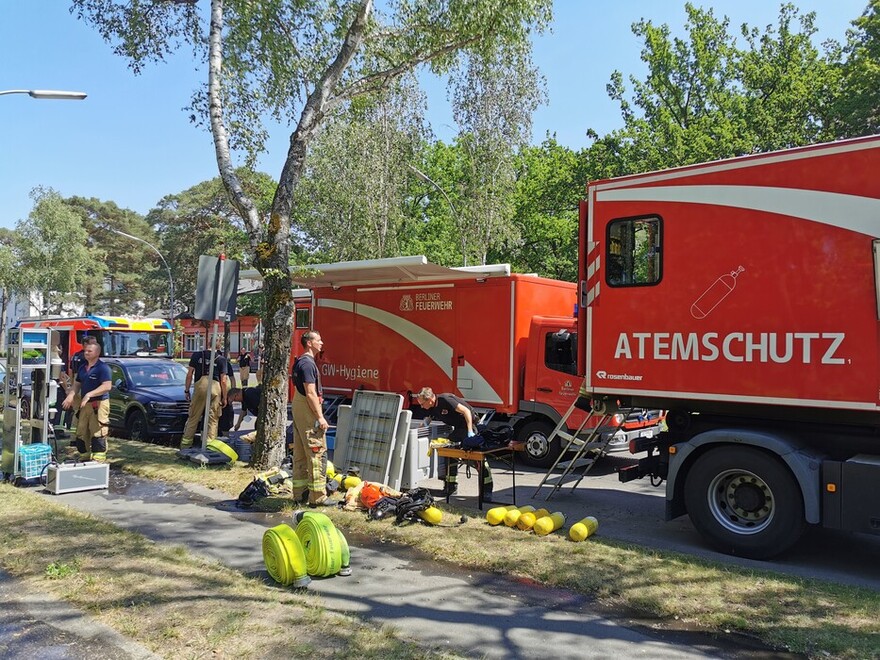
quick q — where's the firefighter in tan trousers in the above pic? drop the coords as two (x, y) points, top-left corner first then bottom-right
(290, 331), (334, 507)
(61, 337), (112, 461)
(181, 338), (228, 448)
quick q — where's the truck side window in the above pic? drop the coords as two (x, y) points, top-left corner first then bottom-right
(295, 308), (310, 329)
(545, 331), (578, 375)
(606, 216), (662, 286)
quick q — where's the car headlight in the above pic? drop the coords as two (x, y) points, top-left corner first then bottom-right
(149, 402), (179, 412)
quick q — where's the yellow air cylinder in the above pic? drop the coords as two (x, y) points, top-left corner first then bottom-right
(504, 505), (535, 527)
(533, 511), (566, 537)
(569, 516), (599, 542)
(516, 508), (549, 531)
(418, 506), (443, 525)
(326, 460), (336, 478)
(342, 475), (362, 490)
(486, 505), (517, 526)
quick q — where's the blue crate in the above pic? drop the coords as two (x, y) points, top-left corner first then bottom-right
(19, 443), (52, 480)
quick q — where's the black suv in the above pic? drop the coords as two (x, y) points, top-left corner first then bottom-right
(103, 357), (190, 442)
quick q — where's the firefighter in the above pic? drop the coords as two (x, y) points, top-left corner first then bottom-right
(181, 337), (228, 448)
(290, 331), (334, 507)
(61, 337), (111, 462)
(416, 386), (493, 500)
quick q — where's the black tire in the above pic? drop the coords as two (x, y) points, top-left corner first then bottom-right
(19, 398), (31, 420)
(516, 420), (561, 468)
(684, 446), (806, 559)
(126, 409), (151, 442)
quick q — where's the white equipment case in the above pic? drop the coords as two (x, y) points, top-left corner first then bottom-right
(45, 462), (110, 495)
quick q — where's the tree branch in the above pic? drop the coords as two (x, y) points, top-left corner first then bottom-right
(208, 0), (263, 246)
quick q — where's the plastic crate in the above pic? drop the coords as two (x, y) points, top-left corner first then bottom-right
(20, 443), (52, 480)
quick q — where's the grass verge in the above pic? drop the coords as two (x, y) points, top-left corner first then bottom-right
(0, 482), (453, 659)
(27, 438), (880, 658)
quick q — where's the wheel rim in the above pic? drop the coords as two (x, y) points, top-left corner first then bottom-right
(525, 431), (549, 459)
(706, 468), (774, 535)
(129, 415), (147, 440)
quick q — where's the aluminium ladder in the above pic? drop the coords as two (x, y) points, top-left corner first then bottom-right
(531, 398), (625, 501)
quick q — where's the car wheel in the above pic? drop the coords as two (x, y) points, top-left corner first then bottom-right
(19, 398), (31, 420)
(126, 409), (151, 442)
(516, 420), (561, 468)
(684, 446), (806, 559)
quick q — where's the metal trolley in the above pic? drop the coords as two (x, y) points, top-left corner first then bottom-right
(1, 327), (59, 485)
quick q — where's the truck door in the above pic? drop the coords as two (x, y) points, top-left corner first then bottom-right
(532, 325), (585, 428)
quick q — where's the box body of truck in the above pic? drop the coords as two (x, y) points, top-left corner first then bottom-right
(289, 257), (660, 466)
(579, 135), (880, 557)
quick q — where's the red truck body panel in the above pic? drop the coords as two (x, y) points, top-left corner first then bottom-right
(310, 274), (577, 411)
(579, 135), (880, 417)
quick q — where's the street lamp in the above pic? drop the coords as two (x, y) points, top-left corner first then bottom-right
(109, 229), (175, 326)
(0, 89), (87, 100)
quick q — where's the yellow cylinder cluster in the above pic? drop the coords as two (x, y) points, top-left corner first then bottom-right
(504, 505), (535, 527)
(569, 516), (599, 542)
(533, 511), (566, 537)
(486, 504), (517, 526)
(516, 508), (549, 531)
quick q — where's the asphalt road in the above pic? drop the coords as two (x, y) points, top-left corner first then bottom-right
(493, 453), (880, 592)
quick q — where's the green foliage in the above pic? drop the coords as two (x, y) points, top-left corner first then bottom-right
(147, 171), (272, 314)
(588, 3), (842, 176)
(63, 196), (159, 315)
(292, 77), (431, 262)
(500, 137), (587, 281)
(447, 42), (545, 265)
(836, 0), (880, 137)
(15, 188), (96, 314)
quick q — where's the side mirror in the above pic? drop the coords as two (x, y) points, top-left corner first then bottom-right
(114, 378), (125, 391)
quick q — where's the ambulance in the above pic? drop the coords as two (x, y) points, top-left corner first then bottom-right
(579, 134), (880, 558)
(16, 315), (173, 370)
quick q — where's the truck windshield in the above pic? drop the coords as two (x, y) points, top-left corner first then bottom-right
(100, 331), (171, 357)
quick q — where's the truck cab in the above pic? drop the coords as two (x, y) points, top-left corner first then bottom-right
(519, 316), (663, 466)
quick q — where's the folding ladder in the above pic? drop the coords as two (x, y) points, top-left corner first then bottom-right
(531, 398), (625, 501)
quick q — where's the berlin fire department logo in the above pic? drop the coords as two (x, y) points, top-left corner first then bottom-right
(399, 295), (414, 312)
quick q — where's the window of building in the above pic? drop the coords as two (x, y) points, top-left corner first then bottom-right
(184, 334), (203, 353)
(606, 216), (662, 287)
(295, 308), (310, 329)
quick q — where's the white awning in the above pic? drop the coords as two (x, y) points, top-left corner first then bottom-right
(239, 256), (511, 291)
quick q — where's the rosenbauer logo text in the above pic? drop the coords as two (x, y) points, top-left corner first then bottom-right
(613, 331), (846, 364)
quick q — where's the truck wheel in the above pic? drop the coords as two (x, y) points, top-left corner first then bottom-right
(684, 446), (805, 559)
(517, 420), (560, 468)
(126, 410), (151, 442)
(20, 398), (31, 420)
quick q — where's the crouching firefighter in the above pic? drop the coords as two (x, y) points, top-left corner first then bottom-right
(416, 387), (493, 500)
(62, 336), (111, 462)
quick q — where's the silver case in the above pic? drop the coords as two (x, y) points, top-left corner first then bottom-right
(45, 462), (110, 494)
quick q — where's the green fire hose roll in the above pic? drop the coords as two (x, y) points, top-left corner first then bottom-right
(262, 524), (310, 588)
(292, 511), (352, 577)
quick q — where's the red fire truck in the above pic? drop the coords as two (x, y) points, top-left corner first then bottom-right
(284, 257), (662, 467)
(578, 134), (880, 558)
(16, 315), (173, 370)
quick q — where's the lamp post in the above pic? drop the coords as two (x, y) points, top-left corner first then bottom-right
(408, 164), (470, 265)
(109, 229), (175, 328)
(0, 89), (88, 100)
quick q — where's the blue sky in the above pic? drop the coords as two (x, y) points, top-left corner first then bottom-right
(0, 1), (868, 229)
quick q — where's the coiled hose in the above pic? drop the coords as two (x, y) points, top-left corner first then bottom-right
(292, 511), (352, 577)
(262, 524), (310, 588)
(263, 512), (352, 585)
